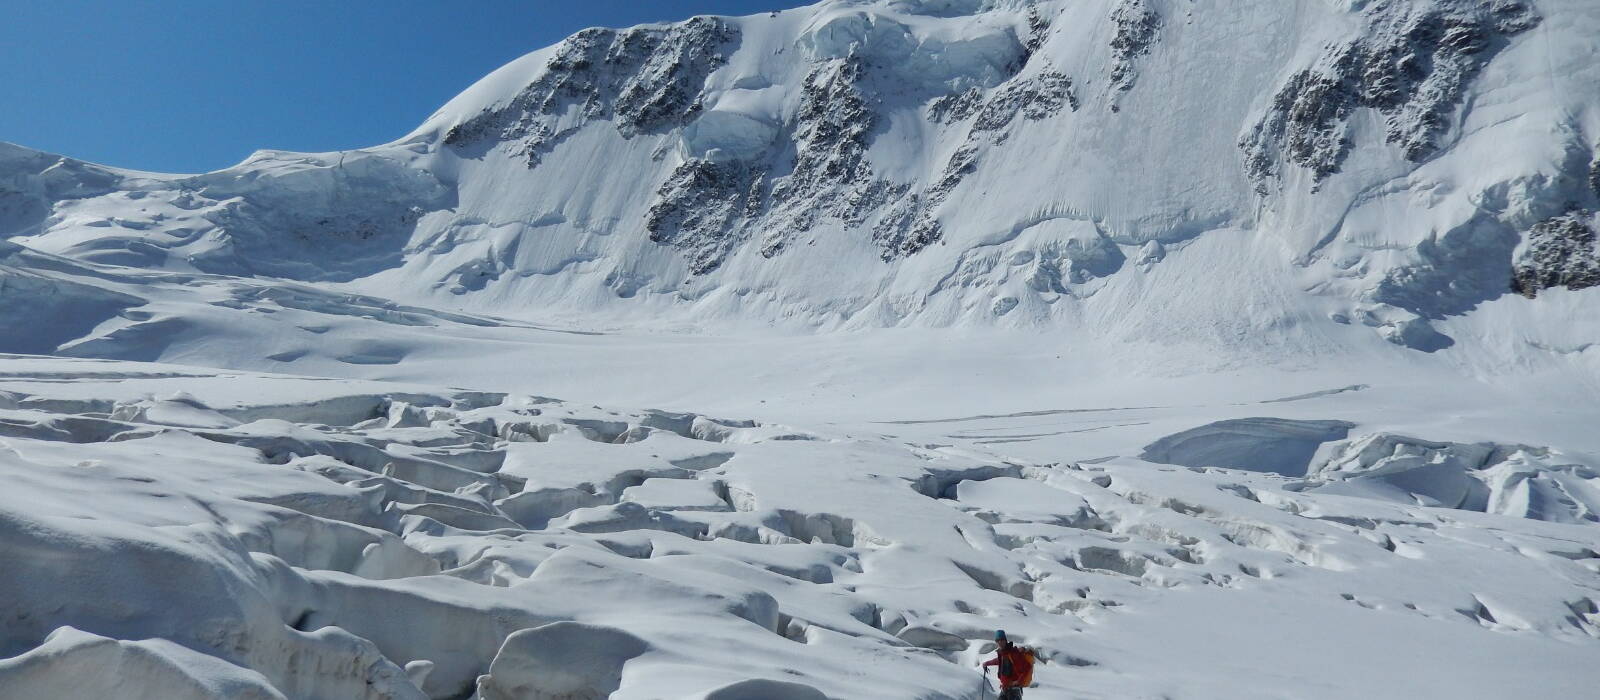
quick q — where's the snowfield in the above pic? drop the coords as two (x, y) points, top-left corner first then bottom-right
(3, 0), (1600, 697)
(0, 353), (1596, 699)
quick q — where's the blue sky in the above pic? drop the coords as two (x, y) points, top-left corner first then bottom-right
(2, 1), (810, 173)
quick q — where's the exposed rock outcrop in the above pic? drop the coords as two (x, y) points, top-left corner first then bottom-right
(1108, 0), (1161, 93)
(1241, 0), (1540, 190)
(443, 18), (740, 165)
(1512, 210), (1600, 297)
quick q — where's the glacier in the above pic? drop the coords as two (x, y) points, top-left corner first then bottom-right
(1, 0), (1599, 698)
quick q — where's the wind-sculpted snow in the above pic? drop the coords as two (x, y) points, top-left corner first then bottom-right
(0, 143), (121, 236)
(0, 243), (147, 354)
(2, 356), (1599, 698)
(0, 145), (452, 283)
(187, 152), (453, 282)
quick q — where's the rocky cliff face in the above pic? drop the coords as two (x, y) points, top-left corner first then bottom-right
(1241, 0), (1541, 188)
(443, 17), (741, 164)
(1513, 210), (1600, 297)
(3, 0), (1597, 351)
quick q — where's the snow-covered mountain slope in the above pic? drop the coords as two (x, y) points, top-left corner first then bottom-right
(3, 1), (1600, 698)
(4, 0), (1598, 347)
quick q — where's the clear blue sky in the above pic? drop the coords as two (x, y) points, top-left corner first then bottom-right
(2, 1), (811, 173)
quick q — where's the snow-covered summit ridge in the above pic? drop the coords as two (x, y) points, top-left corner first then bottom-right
(3, 0), (1599, 348)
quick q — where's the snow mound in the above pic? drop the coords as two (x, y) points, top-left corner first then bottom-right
(701, 678), (829, 700)
(476, 622), (649, 700)
(1140, 418), (1355, 476)
(0, 627), (286, 700)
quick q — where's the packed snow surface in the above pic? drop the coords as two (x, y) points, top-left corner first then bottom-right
(3, 0), (1600, 697)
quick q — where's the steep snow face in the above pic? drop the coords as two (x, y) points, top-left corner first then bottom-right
(5, 0), (1598, 350)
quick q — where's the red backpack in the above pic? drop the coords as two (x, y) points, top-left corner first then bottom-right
(998, 646), (1036, 687)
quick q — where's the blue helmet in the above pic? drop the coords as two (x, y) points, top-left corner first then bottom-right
(994, 630), (1007, 641)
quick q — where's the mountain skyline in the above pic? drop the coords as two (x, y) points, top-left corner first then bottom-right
(1, 0), (809, 173)
(1, 1), (1597, 698)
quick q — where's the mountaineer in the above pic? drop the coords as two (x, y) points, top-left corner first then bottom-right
(980, 630), (1035, 699)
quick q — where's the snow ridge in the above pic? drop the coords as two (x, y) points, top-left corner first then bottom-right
(4, 0), (1598, 347)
